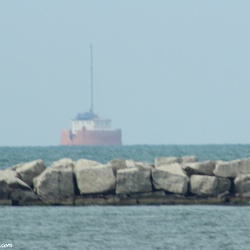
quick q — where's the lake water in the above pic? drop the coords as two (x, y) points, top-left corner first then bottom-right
(1, 205), (250, 250)
(0, 145), (250, 249)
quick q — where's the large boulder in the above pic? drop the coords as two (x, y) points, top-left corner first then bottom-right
(154, 156), (198, 167)
(124, 160), (137, 168)
(182, 161), (216, 176)
(0, 173), (11, 199)
(74, 162), (116, 195)
(109, 159), (153, 176)
(154, 163), (187, 176)
(190, 175), (231, 196)
(15, 159), (46, 187)
(33, 159), (75, 203)
(51, 158), (73, 167)
(181, 155), (199, 165)
(116, 168), (152, 194)
(74, 159), (100, 168)
(234, 174), (250, 195)
(109, 159), (127, 175)
(152, 163), (189, 195)
(213, 158), (250, 178)
(10, 189), (39, 204)
(213, 160), (240, 178)
(238, 158), (250, 174)
(154, 157), (181, 167)
(109, 159), (138, 175)
(0, 169), (38, 202)
(134, 161), (153, 170)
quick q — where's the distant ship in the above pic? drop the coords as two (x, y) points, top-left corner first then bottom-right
(60, 45), (122, 146)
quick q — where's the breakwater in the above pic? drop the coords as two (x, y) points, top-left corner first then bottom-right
(1, 155), (250, 206)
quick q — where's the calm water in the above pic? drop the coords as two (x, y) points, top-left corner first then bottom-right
(1, 145), (250, 250)
(1, 205), (250, 250)
(1, 144), (250, 170)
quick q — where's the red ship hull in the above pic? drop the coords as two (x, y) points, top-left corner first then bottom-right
(60, 128), (122, 146)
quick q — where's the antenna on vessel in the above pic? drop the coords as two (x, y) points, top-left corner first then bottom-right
(90, 43), (94, 114)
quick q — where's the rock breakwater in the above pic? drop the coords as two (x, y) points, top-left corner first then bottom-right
(1, 156), (250, 206)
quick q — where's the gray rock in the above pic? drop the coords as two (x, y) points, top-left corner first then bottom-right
(152, 163), (189, 195)
(109, 159), (127, 175)
(155, 156), (198, 167)
(16, 159), (46, 187)
(109, 159), (153, 176)
(234, 174), (250, 194)
(155, 163), (187, 176)
(33, 161), (74, 203)
(116, 168), (152, 194)
(115, 159), (149, 169)
(190, 175), (231, 196)
(0, 179), (9, 199)
(241, 192), (250, 198)
(10, 189), (39, 203)
(125, 160), (137, 168)
(1, 169), (19, 178)
(0, 170), (19, 199)
(182, 161), (216, 176)
(154, 157), (181, 167)
(108, 159), (137, 174)
(180, 155), (199, 164)
(7, 163), (25, 171)
(74, 159), (100, 169)
(51, 158), (73, 168)
(74, 163), (116, 195)
(0, 170), (30, 190)
(213, 158), (250, 178)
(213, 160), (240, 178)
(0, 170), (37, 201)
(238, 158), (250, 174)
(134, 161), (153, 170)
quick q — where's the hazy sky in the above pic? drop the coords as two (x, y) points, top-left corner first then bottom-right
(1, 1), (250, 146)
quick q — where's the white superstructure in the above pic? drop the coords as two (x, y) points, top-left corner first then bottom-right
(71, 116), (112, 135)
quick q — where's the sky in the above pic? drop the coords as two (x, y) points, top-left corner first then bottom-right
(1, 1), (250, 146)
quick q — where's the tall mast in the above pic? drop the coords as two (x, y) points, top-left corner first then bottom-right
(90, 44), (94, 113)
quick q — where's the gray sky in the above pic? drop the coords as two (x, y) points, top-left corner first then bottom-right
(1, 1), (250, 146)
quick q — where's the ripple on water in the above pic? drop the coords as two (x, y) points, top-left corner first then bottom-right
(0, 206), (250, 250)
